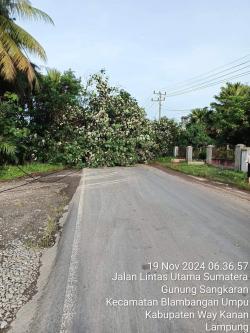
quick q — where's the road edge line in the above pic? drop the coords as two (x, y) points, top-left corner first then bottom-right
(59, 168), (86, 333)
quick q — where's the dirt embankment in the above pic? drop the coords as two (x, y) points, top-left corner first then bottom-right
(0, 170), (81, 331)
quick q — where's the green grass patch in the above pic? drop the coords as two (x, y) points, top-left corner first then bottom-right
(154, 157), (250, 191)
(0, 163), (65, 181)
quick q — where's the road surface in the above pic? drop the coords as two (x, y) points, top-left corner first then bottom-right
(25, 166), (250, 333)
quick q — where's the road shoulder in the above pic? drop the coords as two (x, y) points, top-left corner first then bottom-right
(150, 163), (250, 202)
(0, 170), (81, 332)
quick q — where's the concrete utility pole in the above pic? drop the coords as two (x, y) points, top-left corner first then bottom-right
(152, 90), (166, 120)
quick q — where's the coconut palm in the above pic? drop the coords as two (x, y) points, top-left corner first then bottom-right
(0, 0), (53, 86)
(217, 82), (249, 99)
(190, 107), (210, 124)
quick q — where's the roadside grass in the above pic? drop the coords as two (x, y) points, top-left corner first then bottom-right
(24, 216), (58, 249)
(25, 201), (67, 250)
(38, 203), (67, 248)
(0, 163), (65, 181)
(154, 157), (250, 191)
(39, 216), (58, 248)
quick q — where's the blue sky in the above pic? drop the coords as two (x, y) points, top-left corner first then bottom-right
(21, 0), (250, 120)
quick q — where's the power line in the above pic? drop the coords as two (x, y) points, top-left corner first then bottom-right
(166, 60), (250, 94)
(163, 53), (250, 91)
(151, 90), (166, 120)
(166, 70), (250, 97)
(166, 65), (250, 96)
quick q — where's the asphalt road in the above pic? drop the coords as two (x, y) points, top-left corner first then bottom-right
(26, 166), (250, 333)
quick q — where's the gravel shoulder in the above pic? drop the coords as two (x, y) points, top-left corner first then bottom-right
(0, 170), (81, 331)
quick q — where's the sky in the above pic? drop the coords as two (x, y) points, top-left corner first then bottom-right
(21, 0), (250, 120)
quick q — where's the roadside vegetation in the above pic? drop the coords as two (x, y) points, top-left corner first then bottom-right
(1, 72), (249, 170)
(155, 157), (250, 191)
(0, 162), (64, 181)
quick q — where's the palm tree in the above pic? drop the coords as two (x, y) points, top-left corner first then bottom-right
(190, 107), (210, 124)
(0, 0), (53, 86)
(218, 82), (249, 99)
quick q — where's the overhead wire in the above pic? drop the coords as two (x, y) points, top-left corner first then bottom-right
(166, 70), (250, 97)
(165, 61), (250, 95)
(149, 55), (250, 120)
(163, 53), (250, 92)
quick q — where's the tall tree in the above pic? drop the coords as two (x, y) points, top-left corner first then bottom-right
(0, 0), (53, 86)
(211, 82), (250, 145)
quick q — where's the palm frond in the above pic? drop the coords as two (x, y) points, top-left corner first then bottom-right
(0, 39), (16, 80)
(0, 14), (47, 61)
(5, 0), (54, 24)
(0, 31), (38, 86)
(0, 14), (45, 86)
(0, 138), (16, 158)
(0, 0), (52, 85)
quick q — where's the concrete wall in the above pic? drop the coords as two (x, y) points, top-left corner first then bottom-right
(240, 148), (250, 172)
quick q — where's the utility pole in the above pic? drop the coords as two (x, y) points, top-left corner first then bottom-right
(151, 90), (166, 120)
